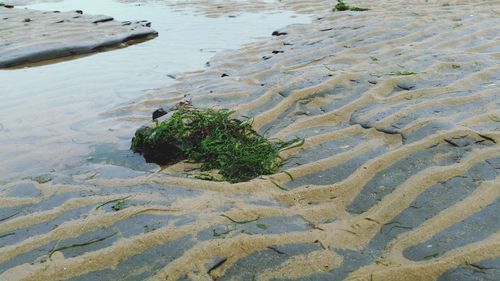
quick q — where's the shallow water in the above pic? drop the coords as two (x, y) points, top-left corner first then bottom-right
(0, 0), (310, 180)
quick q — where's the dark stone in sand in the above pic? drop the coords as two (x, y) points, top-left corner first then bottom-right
(92, 16), (113, 24)
(272, 30), (288, 36)
(396, 81), (416, 91)
(131, 126), (184, 166)
(152, 108), (168, 120)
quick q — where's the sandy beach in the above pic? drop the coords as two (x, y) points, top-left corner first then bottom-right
(0, 1), (499, 280)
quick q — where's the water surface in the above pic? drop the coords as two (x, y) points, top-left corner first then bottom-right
(0, 0), (310, 180)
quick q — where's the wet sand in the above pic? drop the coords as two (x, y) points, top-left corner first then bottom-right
(0, 5), (156, 67)
(1, 1), (499, 281)
(0, 0), (309, 181)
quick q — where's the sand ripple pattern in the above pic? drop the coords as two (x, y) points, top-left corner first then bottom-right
(1, 1), (500, 280)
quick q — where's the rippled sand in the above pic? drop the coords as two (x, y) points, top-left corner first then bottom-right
(1, 1), (499, 280)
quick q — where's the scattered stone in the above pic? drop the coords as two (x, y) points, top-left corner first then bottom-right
(272, 30), (287, 36)
(396, 82), (416, 90)
(152, 108), (168, 120)
(131, 125), (184, 165)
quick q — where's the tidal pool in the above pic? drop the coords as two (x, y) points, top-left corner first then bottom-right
(0, 0), (310, 180)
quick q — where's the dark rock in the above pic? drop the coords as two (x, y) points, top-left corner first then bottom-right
(92, 17), (114, 24)
(0, 8), (157, 68)
(131, 126), (184, 165)
(272, 31), (287, 36)
(152, 108), (168, 120)
(396, 82), (416, 91)
(221, 73), (229, 77)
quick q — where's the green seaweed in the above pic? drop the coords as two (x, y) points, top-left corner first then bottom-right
(131, 106), (303, 183)
(370, 56), (379, 61)
(111, 199), (128, 211)
(0, 232), (15, 239)
(256, 223), (268, 230)
(49, 232), (117, 257)
(220, 214), (260, 224)
(271, 180), (289, 191)
(334, 0), (369, 12)
(283, 171), (294, 181)
(213, 226), (235, 238)
(24, 175), (52, 184)
(387, 71), (418, 76)
(488, 115), (500, 122)
(349, 6), (370, 11)
(451, 64), (461, 69)
(188, 172), (222, 182)
(0, 212), (20, 222)
(95, 196), (131, 210)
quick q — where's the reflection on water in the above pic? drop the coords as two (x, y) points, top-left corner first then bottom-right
(0, 0), (310, 180)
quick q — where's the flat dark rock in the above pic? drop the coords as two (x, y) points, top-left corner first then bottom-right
(0, 6), (157, 67)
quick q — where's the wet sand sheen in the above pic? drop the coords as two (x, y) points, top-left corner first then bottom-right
(0, 0), (310, 180)
(1, 0), (500, 280)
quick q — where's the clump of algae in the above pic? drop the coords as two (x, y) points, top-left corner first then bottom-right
(131, 105), (302, 183)
(334, 0), (369, 12)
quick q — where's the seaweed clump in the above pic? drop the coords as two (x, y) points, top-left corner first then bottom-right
(387, 71), (418, 76)
(334, 0), (369, 12)
(131, 105), (302, 183)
